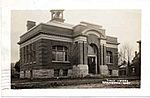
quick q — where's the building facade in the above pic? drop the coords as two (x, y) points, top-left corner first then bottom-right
(119, 61), (128, 76)
(129, 40), (141, 77)
(18, 10), (119, 78)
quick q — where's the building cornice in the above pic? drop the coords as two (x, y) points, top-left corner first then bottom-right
(19, 33), (73, 48)
(106, 42), (120, 45)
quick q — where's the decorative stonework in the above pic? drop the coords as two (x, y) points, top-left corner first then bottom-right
(20, 34), (73, 48)
(68, 69), (73, 77)
(72, 64), (88, 77)
(99, 65), (109, 76)
(106, 43), (118, 48)
(74, 36), (87, 43)
(100, 39), (107, 45)
(50, 10), (65, 22)
(112, 70), (119, 76)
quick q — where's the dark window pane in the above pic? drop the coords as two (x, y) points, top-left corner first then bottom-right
(32, 43), (36, 53)
(33, 51), (36, 62)
(52, 46), (56, 50)
(64, 47), (67, 51)
(65, 52), (68, 61)
(57, 46), (63, 51)
(109, 70), (112, 75)
(63, 69), (68, 76)
(26, 46), (28, 63)
(24, 47), (25, 63)
(54, 69), (59, 77)
(52, 51), (56, 61)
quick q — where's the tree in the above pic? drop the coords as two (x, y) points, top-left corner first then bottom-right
(118, 43), (133, 76)
(118, 43), (133, 65)
(14, 60), (20, 72)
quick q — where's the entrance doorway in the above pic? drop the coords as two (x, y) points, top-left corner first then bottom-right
(87, 43), (98, 75)
(88, 56), (96, 74)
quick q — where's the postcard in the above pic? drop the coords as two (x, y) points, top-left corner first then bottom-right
(1, 0), (150, 97)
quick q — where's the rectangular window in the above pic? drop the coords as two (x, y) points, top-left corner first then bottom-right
(25, 46), (27, 63)
(28, 45), (31, 62)
(52, 46), (68, 62)
(24, 47), (25, 63)
(33, 51), (36, 62)
(132, 67), (135, 73)
(106, 56), (110, 64)
(27, 45), (29, 63)
(20, 48), (23, 64)
(109, 69), (112, 75)
(65, 52), (68, 61)
(52, 51), (56, 61)
(106, 51), (113, 64)
(63, 69), (68, 76)
(29, 44), (33, 62)
(54, 69), (60, 77)
(28, 45), (30, 63)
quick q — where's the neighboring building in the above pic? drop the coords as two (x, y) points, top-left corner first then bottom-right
(11, 62), (20, 78)
(119, 61), (128, 76)
(129, 40), (141, 77)
(18, 10), (119, 79)
(11, 63), (15, 77)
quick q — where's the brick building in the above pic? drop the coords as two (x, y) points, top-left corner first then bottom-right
(18, 10), (119, 79)
(129, 40), (141, 77)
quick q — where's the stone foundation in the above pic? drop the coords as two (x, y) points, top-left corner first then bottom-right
(20, 71), (24, 78)
(19, 66), (117, 79)
(68, 69), (72, 76)
(72, 64), (88, 77)
(112, 70), (118, 76)
(59, 69), (63, 76)
(99, 65), (109, 76)
(32, 69), (54, 78)
(25, 70), (31, 78)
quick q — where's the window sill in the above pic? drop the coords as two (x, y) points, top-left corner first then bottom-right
(52, 61), (70, 63)
(107, 63), (113, 65)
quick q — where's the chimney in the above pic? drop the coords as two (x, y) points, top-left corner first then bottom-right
(50, 10), (65, 22)
(26, 20), (36, 31)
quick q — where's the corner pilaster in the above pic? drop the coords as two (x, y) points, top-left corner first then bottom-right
(72, 36), (89, 77)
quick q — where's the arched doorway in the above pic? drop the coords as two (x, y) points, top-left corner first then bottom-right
(88, 44), (98, 74)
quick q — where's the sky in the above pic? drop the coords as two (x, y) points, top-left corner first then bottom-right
(11, 10), (141, 63)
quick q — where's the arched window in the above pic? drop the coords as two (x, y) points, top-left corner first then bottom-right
(106, 51), (113, 64)
(52, 45), (68, 61)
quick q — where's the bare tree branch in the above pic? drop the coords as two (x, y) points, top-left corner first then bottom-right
(118, 43), (133, 65)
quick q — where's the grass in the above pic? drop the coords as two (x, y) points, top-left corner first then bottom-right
(11, 76), (140, 89)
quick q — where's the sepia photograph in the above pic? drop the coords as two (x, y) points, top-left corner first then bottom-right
(10, 9), (141, 89)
